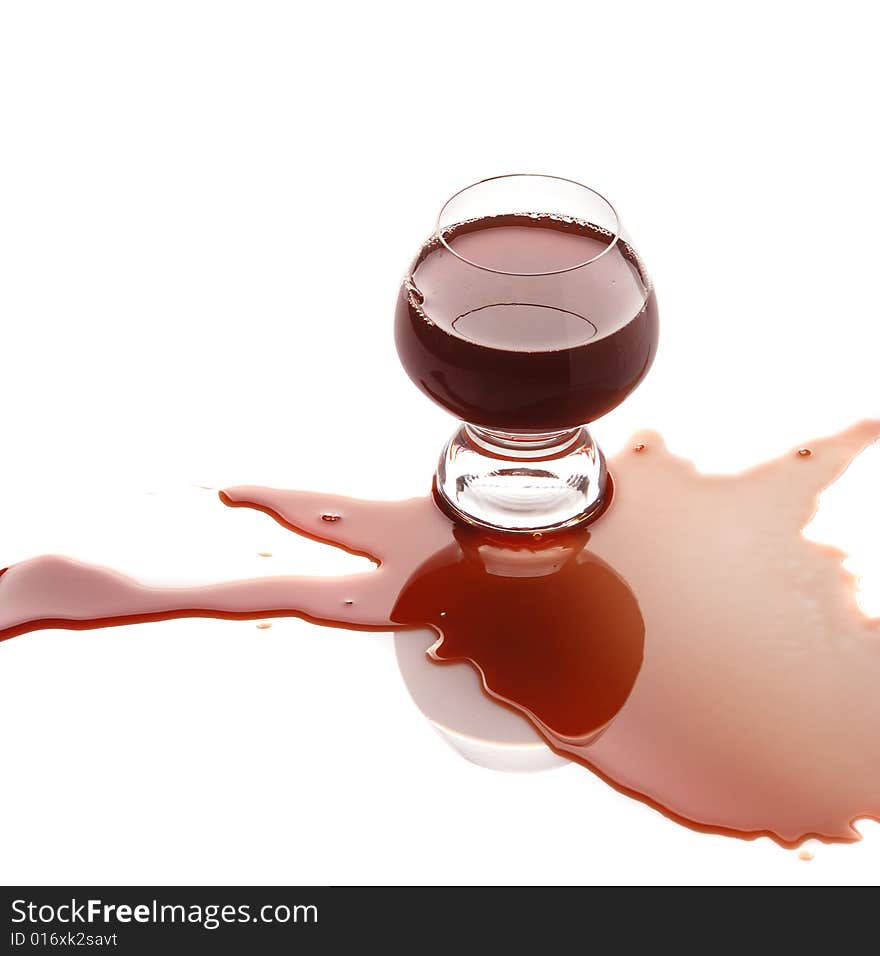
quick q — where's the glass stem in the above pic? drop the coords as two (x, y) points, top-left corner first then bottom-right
(435, 422), (608, 533)
(464, 425), (586, 461)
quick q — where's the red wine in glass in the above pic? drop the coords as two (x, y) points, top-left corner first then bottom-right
(395, 175), (658, 532)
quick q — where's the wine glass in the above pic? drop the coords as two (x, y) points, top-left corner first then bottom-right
(395, 174), (658, 532)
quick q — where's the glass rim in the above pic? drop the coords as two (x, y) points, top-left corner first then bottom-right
(435, 173), (622, 277)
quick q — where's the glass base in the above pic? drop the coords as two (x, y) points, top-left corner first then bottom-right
(435, 424), (607, 533)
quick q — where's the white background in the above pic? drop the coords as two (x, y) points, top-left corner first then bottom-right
(1, 1), (879, 886)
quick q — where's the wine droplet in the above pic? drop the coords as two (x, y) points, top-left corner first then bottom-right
(322, 513), (342, 522)
(634, 443), (646, 453)
(798, 849), (814, 861)
(797, 448), (812, 458)
(258, 551), (272, 558)
(256, 621), (272, 630)
(344, 599), (354, 606)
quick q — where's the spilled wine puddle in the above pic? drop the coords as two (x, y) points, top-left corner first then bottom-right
(1, 421), (879, 847)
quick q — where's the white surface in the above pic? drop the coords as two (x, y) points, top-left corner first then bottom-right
(1, 0), (879, 886)
(393, 628), (569, 772)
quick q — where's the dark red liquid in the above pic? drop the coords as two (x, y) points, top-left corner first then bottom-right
(395, 214), (659, 431)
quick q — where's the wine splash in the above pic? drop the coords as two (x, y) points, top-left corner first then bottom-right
(1, 421), (879, 847)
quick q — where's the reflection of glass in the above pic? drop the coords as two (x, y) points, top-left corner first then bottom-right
(395, 174), (659, 532)
(392, 524), (645, 742)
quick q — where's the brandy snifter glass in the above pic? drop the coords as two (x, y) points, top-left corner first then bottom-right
(395, 174), (658, 533)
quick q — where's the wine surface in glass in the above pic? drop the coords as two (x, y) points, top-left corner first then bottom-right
(395, 214), (659, 431)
